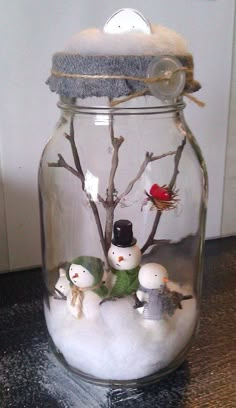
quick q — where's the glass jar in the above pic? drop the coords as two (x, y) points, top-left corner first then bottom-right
(39, 95), (207, 386)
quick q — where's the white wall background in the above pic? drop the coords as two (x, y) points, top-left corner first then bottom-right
(0, 0), (235, 271)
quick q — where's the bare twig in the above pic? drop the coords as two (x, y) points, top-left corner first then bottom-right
(104, 206), (115, 252)
(48, 154), (80, 179)
(107, 136), (124, 201)
(89, 201), (107, 262)
(141, 211), (162, 254)
(64, 117), (85, 186)
(168, 138), (186, 190)
(104, 114), (124, 250)
(141, 138), (186, 254)
(103, 124), (176, 250)
(150, 151), (178, 162)
(115, 150), (177, 205)
(48, 118), (108, 266)
(64, 121), (107, 206)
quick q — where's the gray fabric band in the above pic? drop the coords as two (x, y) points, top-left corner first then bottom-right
(47, 53), (200, 99)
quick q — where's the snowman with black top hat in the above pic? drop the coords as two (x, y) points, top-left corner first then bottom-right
(102, 219), (142, 303)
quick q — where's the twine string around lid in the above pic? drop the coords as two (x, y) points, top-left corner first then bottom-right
(51, 67), (205, 107)
(51, 66), (188, 83)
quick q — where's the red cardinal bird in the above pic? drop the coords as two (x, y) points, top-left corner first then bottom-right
(141, 183), (178, 212)
(149, 184), (171, 201)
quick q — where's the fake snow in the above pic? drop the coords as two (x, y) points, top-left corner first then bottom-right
(45, 282), (197, 381)
(64, 25), (188, 56)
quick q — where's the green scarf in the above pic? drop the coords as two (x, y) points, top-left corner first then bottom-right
(110, 266), (140, 297)
(93, 283), (108, 298)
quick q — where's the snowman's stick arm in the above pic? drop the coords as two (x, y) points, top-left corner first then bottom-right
(182, 295), (193, 301)
(174, 293), (193, 309)
(141, 138), (186, 254)
(53, 288), (67, 300)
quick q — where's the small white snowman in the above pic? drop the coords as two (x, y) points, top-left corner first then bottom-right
(67, 256), (108, 319)
(136, 264), (169, 318)
(136, 263), (173, 338)
(54, 268), (70, 300)
(136, 263), (193, 320)
(107, 220), (141, 298)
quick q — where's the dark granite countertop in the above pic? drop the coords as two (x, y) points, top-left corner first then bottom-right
(0, 237), (235, 408)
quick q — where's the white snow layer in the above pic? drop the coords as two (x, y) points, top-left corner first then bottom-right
(45, 282), (197, 381)
(64, 25), (188, 56)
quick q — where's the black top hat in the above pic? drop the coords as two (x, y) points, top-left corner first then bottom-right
(112, 219), (137, 247)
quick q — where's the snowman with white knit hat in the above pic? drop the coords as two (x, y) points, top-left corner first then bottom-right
(106, 219), (141, 299)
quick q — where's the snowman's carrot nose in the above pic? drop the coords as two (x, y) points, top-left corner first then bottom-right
(163, 277), (169, 283)
(118, 256), (124, 262)
(72, 273), (79, 279)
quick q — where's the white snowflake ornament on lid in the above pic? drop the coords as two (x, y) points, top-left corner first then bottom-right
(103, 8), (152, 34)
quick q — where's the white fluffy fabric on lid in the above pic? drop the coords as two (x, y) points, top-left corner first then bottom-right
(64, 25), (189, 56)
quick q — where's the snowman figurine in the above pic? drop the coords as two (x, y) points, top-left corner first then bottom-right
(136, 263), (193, 320)
(67, 256), (108, 319)
(106, 219), (141, 299)
(54, 268), (70, 300)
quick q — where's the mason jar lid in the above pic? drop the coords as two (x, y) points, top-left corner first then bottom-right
(47, 9), (201, 102)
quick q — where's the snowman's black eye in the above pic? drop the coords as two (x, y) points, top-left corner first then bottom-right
(155, 274), (157, 276)
(129, 254), (131, 256)
(60, 285), (63, 288)
(112, 252), (114, 254)
(83, 270), (85, 273)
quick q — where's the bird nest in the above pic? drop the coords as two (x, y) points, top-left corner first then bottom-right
(144, 187), (179, 212)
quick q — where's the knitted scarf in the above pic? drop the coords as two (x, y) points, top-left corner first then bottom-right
(71, 281), (105, 318)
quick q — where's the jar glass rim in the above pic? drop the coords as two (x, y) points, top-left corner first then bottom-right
(58, 97), (186, 116)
